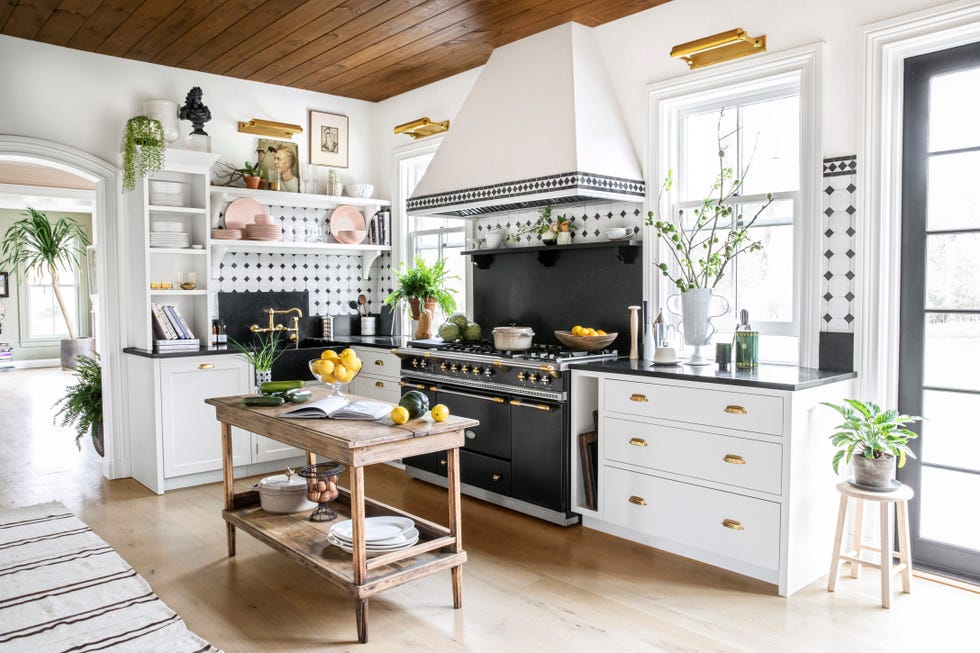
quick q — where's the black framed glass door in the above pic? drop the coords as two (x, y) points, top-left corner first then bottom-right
(900, 41), (980, 582)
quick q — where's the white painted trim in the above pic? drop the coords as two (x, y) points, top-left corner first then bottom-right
(0, 135), (128, 480)
(858, 0), (980, 405)
(11, 358), (60, 369)
(646, 44), (823, 367)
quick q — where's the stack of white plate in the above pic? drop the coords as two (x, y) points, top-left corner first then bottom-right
(149, 180), (189, 206)
(150, 225), (190, 248)
(327, 516), (418, 556)
(152, 221), (183, 233)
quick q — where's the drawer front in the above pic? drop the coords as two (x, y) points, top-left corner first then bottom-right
(604, 417), (783, 495)
(602, 466), (780, 571)
(460, 450), (511, 496)
(353, 347), (400, 380)
(353, 374), (402, 403)
(604, 379), (784, 436)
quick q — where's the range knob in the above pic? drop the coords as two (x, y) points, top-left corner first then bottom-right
(461, 365), (470, 374)
(411, 358), (419, 368)
(440, 362), (448, 371)
(471, 366), (482, 376)
(483, 368), (494, 378)
(539, 375), (552, 385)
(528, 373), (539, 384)
(450, 364), (458, 373)
(517, 372), (526, 382)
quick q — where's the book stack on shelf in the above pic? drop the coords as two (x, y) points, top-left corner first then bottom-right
(367, 209), (389, 246)
(151, 303), (200, 352)
(0, 341), (12, 371)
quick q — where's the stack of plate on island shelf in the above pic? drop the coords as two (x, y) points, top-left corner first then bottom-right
(327, 516), (419, 556)
(149, 180), (188, 207)
(149, 223), (190, 248)
(211, 228), (242, 240)
(244, 222), (282, 241)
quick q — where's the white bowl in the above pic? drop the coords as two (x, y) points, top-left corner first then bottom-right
(606, 227), (628, 240)
(347, 183), (374, 199)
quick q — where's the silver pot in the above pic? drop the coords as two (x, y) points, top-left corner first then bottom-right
(492, 326), (534, 350)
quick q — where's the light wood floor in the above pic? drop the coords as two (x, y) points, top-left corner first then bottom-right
(2, 367), (976, 652)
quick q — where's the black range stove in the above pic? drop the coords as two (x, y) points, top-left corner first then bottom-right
(397, 340), (618, 526)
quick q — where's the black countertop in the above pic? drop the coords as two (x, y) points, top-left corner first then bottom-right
(570, 358), (856, 391)
(123, 336), (409, 359)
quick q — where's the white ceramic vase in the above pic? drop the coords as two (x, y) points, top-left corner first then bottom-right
(141, 100), (179, 143)
(667, 288), (729, 366)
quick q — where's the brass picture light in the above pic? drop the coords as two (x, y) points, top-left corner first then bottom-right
(238, 118), (303, 139)
(670, 28), (767, 70)
(394, 117), (450, 139)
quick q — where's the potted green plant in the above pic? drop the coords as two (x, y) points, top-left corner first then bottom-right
(230, 336), (284, 386)
(53, 353), (104, 456)
(122, 116), (166, 192)
(238, 161), (265, 189)
(0, 207), (92, 368)
(822, 399), (923, 489)
(383, 256), (458, 320)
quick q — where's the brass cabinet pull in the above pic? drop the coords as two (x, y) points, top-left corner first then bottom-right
(725, 405), (748, 415)
(628, 495), (647, 506)
(439, 459), (447, 467)
(492, 473), (502, 482)
(628, 437), (648, 447)
(374, 359), (384, 366)
(375, 381), (384, 388)
(630, 393), (649, 402)
(723, 454), (746, 465)
(722, 518), (744, 531)
(198, 363), (213, 369)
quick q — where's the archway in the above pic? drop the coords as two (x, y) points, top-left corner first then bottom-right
(0, 135), (128, 480)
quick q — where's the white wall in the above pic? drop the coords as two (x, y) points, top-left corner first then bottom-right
(0, 35), (379, 189)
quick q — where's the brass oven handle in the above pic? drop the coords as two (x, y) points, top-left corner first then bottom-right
(630, 393), (649, 403)
(722, 518), (744, 531)
(628, 495), (647, 506)
(435, 386), (506, 404)
(198, 363), (214, 369)
(725, 405), (748, 415)
(628, 437), (648, 447)
(399, 381), (426, 389)
(723, 454), (746, 465)
(509, 399), (552, 411)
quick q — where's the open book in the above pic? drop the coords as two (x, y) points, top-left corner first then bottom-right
(282, 395), (391, 420)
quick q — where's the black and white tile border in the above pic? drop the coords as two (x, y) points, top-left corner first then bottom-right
(473, 201), (644, 246)
(822, 155), (856, 333)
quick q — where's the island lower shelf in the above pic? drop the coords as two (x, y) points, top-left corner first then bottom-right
(223, 489), (466, 599)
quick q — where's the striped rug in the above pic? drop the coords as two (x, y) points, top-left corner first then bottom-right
(0, 502), (221, 653)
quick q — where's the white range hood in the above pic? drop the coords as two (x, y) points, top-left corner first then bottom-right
(406, 23), (644, 217)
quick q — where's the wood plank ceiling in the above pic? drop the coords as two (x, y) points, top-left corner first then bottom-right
(0, 0), (670, 102)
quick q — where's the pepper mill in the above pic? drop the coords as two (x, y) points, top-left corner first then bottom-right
(628, 305), (641, 360)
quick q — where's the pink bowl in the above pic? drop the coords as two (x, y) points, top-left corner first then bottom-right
(253, 213), (272, 224)
(336, 229), (367, 245)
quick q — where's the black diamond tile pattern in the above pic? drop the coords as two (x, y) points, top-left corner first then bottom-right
(822, 156), (857, 333)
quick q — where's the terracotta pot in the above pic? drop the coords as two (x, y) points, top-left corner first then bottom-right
(408, 297), (439, 320)
(244, 175), (261, 189)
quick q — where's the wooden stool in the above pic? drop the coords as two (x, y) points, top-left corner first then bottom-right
(827, 480), (914, 608)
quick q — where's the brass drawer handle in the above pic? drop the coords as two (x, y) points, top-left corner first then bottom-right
(725, 405), (747, 415)
(439, 459), (447, 467)
(375, 381), (384, 388)
(628, 495), (647, 506)
(629, 437), (648, 447)
(492, 473), (502, 482)
(722, 518), (744, 531)
(374, 359), (384, 366)
(198, 363), (213, 369)
(723, 454), (746, 465)
(630, 393), (649, 403)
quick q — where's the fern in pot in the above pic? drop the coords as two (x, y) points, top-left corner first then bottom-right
(823, 399), (922, 489)
(54, 353), (104, 457)
(383, 256), (458, 320)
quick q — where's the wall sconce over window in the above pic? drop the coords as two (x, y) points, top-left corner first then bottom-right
(237, 118), (303, 139)
(670, 28), (766, 70)
(394, 117), (450, 139)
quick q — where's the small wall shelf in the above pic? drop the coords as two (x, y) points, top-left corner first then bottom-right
(210, 240), (387, 278)
(210, 186), (390, 227)
(462, 240), (641, 269)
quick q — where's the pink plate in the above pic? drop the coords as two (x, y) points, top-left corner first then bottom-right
(329, 206), (366, 243)
(224, 198), (266, 231)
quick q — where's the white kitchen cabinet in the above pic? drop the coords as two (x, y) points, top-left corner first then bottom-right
(349, 346), (401, 402)
(127, 352), (308, 494)
(570, 367), (853, 597)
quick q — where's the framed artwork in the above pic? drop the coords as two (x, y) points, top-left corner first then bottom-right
(257, 138), (300, 192)
(0, 272), (7, 298)
(309, 110), (349, 168)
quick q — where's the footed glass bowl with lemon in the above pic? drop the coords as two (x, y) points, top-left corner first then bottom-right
(309, 348), (363, 397)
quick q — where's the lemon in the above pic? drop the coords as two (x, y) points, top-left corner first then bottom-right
(321, 349), (339, 360)
(347, 356), (362, 372)
(596, 329), (607, 336)
(572, 325), (583, 336)
(333, 364), (349, 382)
(340, 348), (356, 360)
(314, 359), (335, 376)
(390, 406), (410, 424)
(431, 404), (450, 422)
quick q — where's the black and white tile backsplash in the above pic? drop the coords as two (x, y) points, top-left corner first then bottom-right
(473, 201), (644, 245)
(822, 156), (857, 333)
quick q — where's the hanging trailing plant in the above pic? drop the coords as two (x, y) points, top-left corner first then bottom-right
(122, 116), (165, 192)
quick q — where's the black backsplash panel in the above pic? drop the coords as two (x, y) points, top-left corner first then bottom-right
(218, 291), (310, 346)
(819, 332), (855, 371)
(471, 248), (642, 351)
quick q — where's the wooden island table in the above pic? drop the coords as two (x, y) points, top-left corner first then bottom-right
(206, 389), (478, 643)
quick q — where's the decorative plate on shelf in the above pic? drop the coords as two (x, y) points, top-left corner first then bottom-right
(224, 198), (266, 231)
(329, 205), (366, 243)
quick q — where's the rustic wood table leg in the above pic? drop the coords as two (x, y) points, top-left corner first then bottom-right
(447, 445), (463, 609)
(221, 421), (236, 557)
(349, 465), (369, 642)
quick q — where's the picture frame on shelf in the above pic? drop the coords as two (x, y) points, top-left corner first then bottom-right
(257, 139), (300, 192)
(309, 110), (349, 168)
(0, 272), (7, 298)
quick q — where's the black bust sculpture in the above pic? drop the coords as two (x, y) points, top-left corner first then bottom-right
(178, 86), (211, 135)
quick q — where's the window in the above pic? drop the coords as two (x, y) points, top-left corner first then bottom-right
(650, 47), (821, 365)
(25, 264), (78, 340)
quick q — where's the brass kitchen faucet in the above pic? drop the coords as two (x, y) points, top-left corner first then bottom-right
(250, 307), (302, 348)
